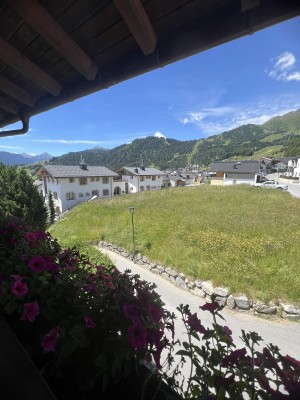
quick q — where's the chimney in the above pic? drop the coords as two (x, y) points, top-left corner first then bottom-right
(134, 168), (139, 173)
(79, 155), (87, 170)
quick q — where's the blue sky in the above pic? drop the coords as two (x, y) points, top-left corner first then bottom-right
(1, 16), (300, 157)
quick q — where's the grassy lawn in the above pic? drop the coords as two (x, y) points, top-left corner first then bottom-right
(49, 185), (300, 305)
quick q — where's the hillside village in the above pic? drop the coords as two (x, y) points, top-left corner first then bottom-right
(37, 154), (300, 216)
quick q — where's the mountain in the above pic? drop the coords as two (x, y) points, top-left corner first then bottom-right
(49, 108), (300, 170)
(0, 152), (53, 165)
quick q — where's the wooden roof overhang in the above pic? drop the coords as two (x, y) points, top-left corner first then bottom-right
(0, 0), (299, 137)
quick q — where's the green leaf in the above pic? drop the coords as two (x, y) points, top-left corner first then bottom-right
(58, 341), (78, 360)
(4, 300), (17, 314)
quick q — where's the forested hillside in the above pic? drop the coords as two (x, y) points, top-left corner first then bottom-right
(47, 108), (300, 170)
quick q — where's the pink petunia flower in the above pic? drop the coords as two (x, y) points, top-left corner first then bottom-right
(84, 316), (96, 329)
(25, 232), (37, 243)
(123, 303), (139, 321)
(41, 326), (60, 352)
(127, 320), (147, 349)
(21, 301), (40, 322)
(11, 279), (28, 297)
(29, 256), (47, 272)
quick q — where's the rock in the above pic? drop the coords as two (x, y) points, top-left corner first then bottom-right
(187, 281), (195, 290)
(195, 280), (202, 289)
(179, 273), (186, 280)
(165, 268), (178, 278)
(135, 253), (142, 261)
(253, 304), (277, 315)
(280, 304), (300, 315)
(227, 295), (236, 310)
(215, 296), (227, 307)
(214, 287), (229, 297)
(175, 276), (187, 289)
(202, 281), (214, 296)
(142, 256), (148, 263)
(149, 263), (156, 270)
(156, 265), (165, 273)
(169, 276), (176, 285)
(234, 295), (251, 310)
(191, 287), (206, 298)
(282, 312), (300, 321)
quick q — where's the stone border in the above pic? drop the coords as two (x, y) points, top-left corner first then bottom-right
(98, 241), (300, 321)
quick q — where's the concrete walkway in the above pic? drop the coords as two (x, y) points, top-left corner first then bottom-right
(101, 248), (300, 361)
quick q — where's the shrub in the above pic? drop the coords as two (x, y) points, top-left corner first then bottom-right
(0, 219), (299, 399)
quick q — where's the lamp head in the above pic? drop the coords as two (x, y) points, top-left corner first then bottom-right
(129, 206), (135, 214)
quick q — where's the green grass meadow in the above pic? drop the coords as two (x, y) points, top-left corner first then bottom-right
(49, 185), (300, 305)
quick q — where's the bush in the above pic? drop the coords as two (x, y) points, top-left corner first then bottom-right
(0, 220), (299, 399)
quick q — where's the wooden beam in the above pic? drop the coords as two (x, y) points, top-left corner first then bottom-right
(0, 95), (19, 114)
(113, 0), (157, 55)
(0, 37), (62, 96)
(7, 0), (99, 81)
(0, 76), (36, 107)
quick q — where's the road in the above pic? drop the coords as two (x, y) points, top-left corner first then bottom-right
(267, 173), (300, 199)
(101, 248), (300, 361)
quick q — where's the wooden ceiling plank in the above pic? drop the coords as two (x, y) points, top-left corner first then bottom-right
(0, 37), (62, 96)
(0, 75), (36, 107)
(7, 0), (99, 81)
(113, 0), (157, 56)
(0, 95), (18, 114)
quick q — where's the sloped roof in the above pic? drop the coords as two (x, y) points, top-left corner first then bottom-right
(121, 166), (165, 176)
(40, 165), (118, 178)
(0, 0), (299, 135)
(210, 161), (261, 173)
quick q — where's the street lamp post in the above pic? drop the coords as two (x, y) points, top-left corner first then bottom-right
(128, 206), (135, 256)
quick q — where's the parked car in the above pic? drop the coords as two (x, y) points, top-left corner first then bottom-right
(259, 181), (288, 190)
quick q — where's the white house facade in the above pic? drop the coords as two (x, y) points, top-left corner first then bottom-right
(287, 157), (300, 178)
(117, 166), (166, 193)
(38, 162), (119, 214)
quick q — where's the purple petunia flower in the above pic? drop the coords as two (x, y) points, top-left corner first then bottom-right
(11, 279), (28, 297)
(187, 313), (207, 334)
(21, 301), (40, 322)
(29, 256), (47, 272)
(123, 303), (140, 321)
(127, 320), (147, 349)
(41, 326), (60, 352)
(84, 316), (96, 329)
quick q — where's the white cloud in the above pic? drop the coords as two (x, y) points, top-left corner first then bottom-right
(154, 131), (166, 139)
(179, 98), (300, 135)
(29, 139), (105, 145)
(0, 145), (22, 150)
(267, 51), (300, 82)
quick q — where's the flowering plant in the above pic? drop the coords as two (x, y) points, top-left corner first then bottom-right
(0, 219), (172, 399)
(0, 219), (299, 399)
(161, 303), (300, 399)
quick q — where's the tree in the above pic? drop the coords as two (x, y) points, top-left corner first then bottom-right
(0, 163), (48, 229)
(47, 191), (56, 225)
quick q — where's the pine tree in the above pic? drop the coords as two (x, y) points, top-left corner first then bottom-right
(47, 191), (56, 225)
(0, 163), (48, 229)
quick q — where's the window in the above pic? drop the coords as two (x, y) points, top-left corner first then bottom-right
(96, 177), (100, 181)
(53, 192), (58, 200)
(85, 192), (90, 197)
(79, 178), (87, 185)
(69, 178), (74, 183)
(140, 186), (144, 191)
(146, 186), (150, 190)
(103, 189), (109, 196)
(140, 176), (144, 181)
(79, 193), (84, 198)
(152, 176), (156, 181)
(66, 192), (75, 200)
(92, 190), (99, 196)
(102, 177), (109, 184)
(90, 177), (95, 182)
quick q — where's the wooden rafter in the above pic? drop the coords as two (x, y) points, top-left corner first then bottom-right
(0, 95), (18, 114)
(0, 76), (36, 107)
(7, 0), (99, 81)
(113, 0), (157, 56)
(0, 37), (62, 97)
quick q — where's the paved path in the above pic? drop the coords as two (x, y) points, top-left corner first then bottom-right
(102, 249), (300, 361)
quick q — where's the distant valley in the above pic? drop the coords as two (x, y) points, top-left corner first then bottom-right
(1, 108), (300, 170)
